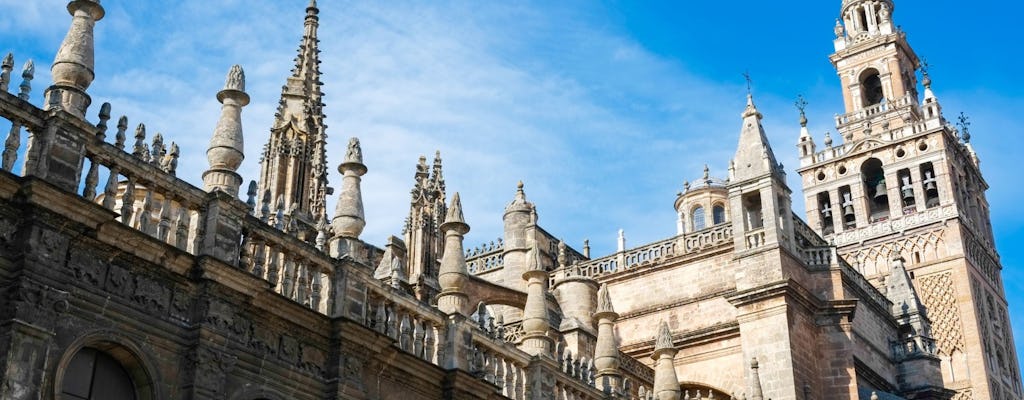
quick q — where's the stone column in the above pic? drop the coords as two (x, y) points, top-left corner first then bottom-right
(436, 193), (471, 316)
(520, 240), (553, 357)
(45, 0), (105, 119)
(593, 284), (622, 395)
(202, 65), (249, 197)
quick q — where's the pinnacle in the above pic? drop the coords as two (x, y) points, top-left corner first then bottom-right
(441, 192), (469, 234)
(654, 321), (674, 352)
(596, 283), (615, 315)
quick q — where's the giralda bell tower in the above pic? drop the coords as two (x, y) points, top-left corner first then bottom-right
(795, 0), (1022, 398)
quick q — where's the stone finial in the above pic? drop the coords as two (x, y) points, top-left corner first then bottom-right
(18, 60), (34, 101)
(203, 65), (249, 197)
(132, 123), (147, 157)
(245, 181), (258, 211)
(654, 321), (674, 352)
(96, 102), (111, 139)
(331, 137), (368, 239)
(224, 64), (245, 92)
(505, 180), (532, 213)
(652, 321), (680, 400)
(150, 133), (165, 165)
(526, 238), (545, 272)
(597, 283), (615, 315)
(747, 357), (764, 400)
(593, 283), (621, 391)
(1, 53), (13, 93)
(343, 137), (363, 165)
(115, 116), (127, 149)
(436, 192), (471, 316)
(46, 0), (105, 118)
(161, 142), (179, 175)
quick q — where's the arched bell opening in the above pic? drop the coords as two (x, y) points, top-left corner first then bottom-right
(860, 68), (885, 107)
(817, 192), (835, 235)
(861, 158), (890, 222)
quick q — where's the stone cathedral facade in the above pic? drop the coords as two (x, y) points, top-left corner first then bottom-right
(0, 1), (1018, 400)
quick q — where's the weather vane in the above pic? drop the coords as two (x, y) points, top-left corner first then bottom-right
(743, 71), (753, 95)
(957, 112), (971, 143)
(795, 94), (808, 114)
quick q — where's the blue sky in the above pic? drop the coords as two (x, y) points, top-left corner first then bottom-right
(4, 0), (1024, 374)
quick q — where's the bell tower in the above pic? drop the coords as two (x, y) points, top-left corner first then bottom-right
(797, 1), (1021, 398)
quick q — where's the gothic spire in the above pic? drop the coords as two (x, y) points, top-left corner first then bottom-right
(257, 1), (328, 230)
(731, 93), (781, 182)
(747, 358), (764, 400)
(594, 284), (622, 392)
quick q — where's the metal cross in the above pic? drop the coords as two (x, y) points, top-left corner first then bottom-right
(795, 94), (808, 114)
(743, 71), (752, 95)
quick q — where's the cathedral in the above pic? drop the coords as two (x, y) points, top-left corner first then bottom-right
(0, 0), (1018, 399)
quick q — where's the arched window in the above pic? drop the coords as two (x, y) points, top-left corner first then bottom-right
(860, 69), (884, 106)
(692, 206), (706, 231)
(712, 205), (726, 225)
(61, 347), (137, 400)
(861, 158), (890, 221)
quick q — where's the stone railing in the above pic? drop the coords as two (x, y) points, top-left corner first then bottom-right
(469, 329), (531, 399)
(743, 228), (766, 250)
(834, 94), (914, 127)
(792, 216), (828, 248)
(831, 204), (956, 247)
(891, 335), (938, 361)
(837, 256), (892, 312)
(550, 224), (734, 284)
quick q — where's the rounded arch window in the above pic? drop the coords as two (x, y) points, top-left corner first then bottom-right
(691, 206), (706, 231)
(61, 347), (137, 400)
(860, 68), (884, 106)
(712, 204), (727, 225)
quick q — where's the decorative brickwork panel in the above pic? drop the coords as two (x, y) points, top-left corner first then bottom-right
(918, 272), (965, 354)
(952, 388), (973, 400)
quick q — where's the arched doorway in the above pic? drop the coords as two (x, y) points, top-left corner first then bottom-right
(56, 341), (155, 400)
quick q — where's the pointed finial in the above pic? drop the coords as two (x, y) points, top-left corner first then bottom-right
(18, 59), (34, 100)
(703, 164), (711, 182)
(224, 64), (245, 92)
(344, 137), (363, 164)
(1, 53), (11, 70)
(824, 131), (833, 147)
(96, 102), (111, 140)
(0, 53), (12, 93)
(920, 58), (932, 88)
(132, 123), (147, 157)
(162, 142), (179, 175)
(795, 94), (808, 127)
(527, 238), (545, 272)
(115, 116), (127, 149)
(245, 181), (258, 211)
(654, 321), (674, 351)
(596, 283), (615, 314)
(441, 192), (468, 233)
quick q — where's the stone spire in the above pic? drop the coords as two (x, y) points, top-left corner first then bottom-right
(45, 0), (105, 118)
(256, 0), (328, 233)
(520, 238), (553, 357)
(594, 284), (622, 393)
(731, 94), (780, 182)
(202, 65), (250, 197)
(330, 138), (367, 239)
(652, 321), (680, 400)
(886, 257), (925, 319)
(746, 358), (764, 400)
(436, 193), (470, 316)
(404, 151), (447, 302)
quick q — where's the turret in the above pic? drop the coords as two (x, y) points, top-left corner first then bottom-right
(502, 182), (536, 292)
(404, 152), (447, 302)
(202, 65), (249, 197)
(728, 93), (795, 254)
(651, 321), (680, 400)
(45, 0), (105, 118)
(435, 193), (471, 316)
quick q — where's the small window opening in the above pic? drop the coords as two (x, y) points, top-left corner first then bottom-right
(712, 205), (727, 225)
(62, 348), (138, 400)
(692, 206), (706, 231)
(743, 193), (763, 230)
